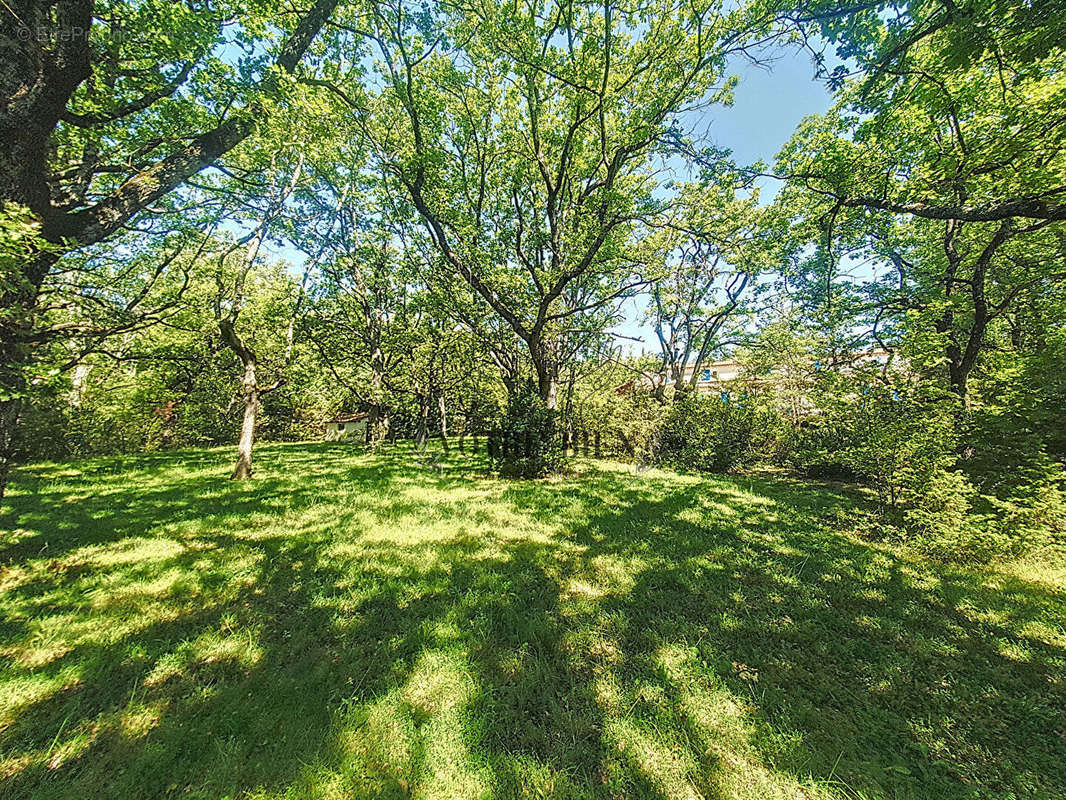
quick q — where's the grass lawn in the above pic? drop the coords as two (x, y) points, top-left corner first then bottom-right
(1, 442), (1064, 800)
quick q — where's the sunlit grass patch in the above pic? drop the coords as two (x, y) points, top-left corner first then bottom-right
(0, 441), (1063, 799)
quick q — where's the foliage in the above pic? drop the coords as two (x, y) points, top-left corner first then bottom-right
(356, 0), (783, 404)
(899, 466), (983, 561)
(787, 376), (991, 556)
(961, 398), (1066, 556)
(15, 240), (322, 459)
(604, 388), (668, 464)
(643, 178), (765, 397)
(491, 382), (564, 478)
(657, 393), (768, 473)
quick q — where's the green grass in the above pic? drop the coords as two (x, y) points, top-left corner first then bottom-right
(1, 442), (1064, 800)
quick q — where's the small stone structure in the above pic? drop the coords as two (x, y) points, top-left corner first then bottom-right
(324, 412), (368, 441)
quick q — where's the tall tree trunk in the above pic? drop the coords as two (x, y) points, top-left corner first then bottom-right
(216, 154), (302, 479)
(562, 365), (577, 428)
(369, 409), (390, 446)
(219, 314), (262, 480)
(531, 339), (559, 410)
(367, 342), (388, 446)
(438, 393), (450, 454)
(936, 219), (1012, 405)
(232, 357), (260, 480)
(416, 397), (430, 450)
(538, 370), (558, 410)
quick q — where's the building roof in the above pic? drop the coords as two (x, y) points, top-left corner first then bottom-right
(325, 412), (368, 424)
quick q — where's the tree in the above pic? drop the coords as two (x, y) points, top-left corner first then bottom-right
(337, 0), (782, 408)
(308, 224), (421, 448)
(774, 15), (1066, 403)
(18, 232), (313, 459)
(213, 152), (306, 479)
(645, 179), (762, 399)
(0, 0), (343, 497)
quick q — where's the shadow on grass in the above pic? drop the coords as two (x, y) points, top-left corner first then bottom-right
(496, 470), (1066, 798)
(0, 445), (1063, 799)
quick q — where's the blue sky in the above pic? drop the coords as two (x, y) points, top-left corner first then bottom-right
(614, 47), (836, 352)
(706, 50), (835, 171)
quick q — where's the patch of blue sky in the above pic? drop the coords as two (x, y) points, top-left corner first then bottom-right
(610, 45), (836, 352)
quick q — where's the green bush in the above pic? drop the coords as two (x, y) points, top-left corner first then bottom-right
(491, 383), (564, 479)
(791, 383), (955, 499)
(787, 422), (861, 481)
(656, 393), (767, 473)
(595, 390), (666, 463)
(982, 473), (1066, 556)
(961, 409), (1066, 555)
(899, 467), (986, 560)
(788, 381), (996, 559)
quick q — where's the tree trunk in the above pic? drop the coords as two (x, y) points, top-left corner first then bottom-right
(416, 397), (430, 450)
(652, 374), (668, 403)
(533, 357), (558, 410)
(0, 248), (59, 501)
(562, 367), (576, 427)
(231, 358), (260, 480)
(438, 394), (450, 454)
(528, 335), (559, 410)
(367, 403), (389, 447)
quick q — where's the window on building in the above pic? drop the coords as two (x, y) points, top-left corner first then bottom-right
(700, 368), (711, 382)
(337, 423), (345, 432)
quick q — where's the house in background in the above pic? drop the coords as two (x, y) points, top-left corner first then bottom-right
(616, 349), (895, 396)
(679, 358), (744, 392)
(676, 349), (893, 393)
(324, 412), (368, 441)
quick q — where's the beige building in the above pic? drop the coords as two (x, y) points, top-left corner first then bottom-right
(324, 413), (368, 441)
(619, 349), (894, 396)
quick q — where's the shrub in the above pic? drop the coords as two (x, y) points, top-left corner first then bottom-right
(961, 409), (1066, 555)
(899, 467), (986, 560)
(657, 393), (767, 473)
(982, 473), (1066, 556)
(787, 422), (861, 481)
(490, 383), (564, 479)
(788, 381), (995, 559)
(594, 390), (665, 464)
(790, 382), (957, 502)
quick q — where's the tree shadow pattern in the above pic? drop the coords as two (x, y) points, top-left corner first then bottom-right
(0, 443), (1063, 799)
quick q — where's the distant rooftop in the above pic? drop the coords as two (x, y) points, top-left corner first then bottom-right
(325, 412), (368, 424)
